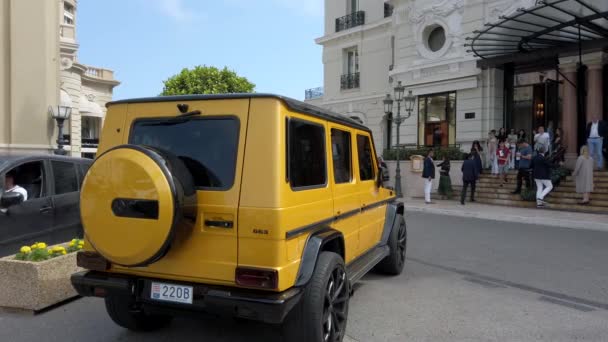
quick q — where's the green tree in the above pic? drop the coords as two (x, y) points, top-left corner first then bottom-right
(160, 65), (255, 96)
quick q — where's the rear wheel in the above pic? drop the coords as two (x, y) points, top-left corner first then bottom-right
(105, 295), (172, 332)
(375, 214), (406, 275)
(282, 252), (349, 342)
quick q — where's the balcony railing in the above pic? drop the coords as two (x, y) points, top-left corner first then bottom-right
(305, 87), (324, 100)
(384, 3), (394, 18)
(341, 72), (360, 90)
(84, 67), (115, 81)
(335, 11), (365, 32)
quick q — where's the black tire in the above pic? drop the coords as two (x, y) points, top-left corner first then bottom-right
(375, 214), (406, 275)
(282, 252), (349, 342)
(105, 295), (172, 332)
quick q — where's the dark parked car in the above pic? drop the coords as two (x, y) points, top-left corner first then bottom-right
(0, 154), (92, 257)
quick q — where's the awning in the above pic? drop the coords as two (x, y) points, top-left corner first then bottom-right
(79, 95), (104, 118)
(466, 0), (608, 67)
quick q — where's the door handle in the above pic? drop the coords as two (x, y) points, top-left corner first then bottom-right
(40, 206), (53, 214)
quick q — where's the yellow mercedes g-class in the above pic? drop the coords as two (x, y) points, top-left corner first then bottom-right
(71, 94), (406, 342)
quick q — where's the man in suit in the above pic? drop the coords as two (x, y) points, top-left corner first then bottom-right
(460, 153), (478, 205)
(586, 115), (607, 170)
(422, 149), (435, 204)
(531, 147), (554, 208)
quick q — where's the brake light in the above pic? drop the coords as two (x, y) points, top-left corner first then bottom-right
(77, 251), (110, 271)
(235, 267), (278, 290)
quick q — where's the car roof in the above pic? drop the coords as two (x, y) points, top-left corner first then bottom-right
(106, 93), (371, 133)
(0, 153), (91, 170)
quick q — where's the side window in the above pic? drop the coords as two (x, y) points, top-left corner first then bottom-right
(331, 129), (352, 184)
(288, 119), (327, 189)
(52, 161), (79, 195)
(2, 161), (45, 201)
(357, 134), (375, 181)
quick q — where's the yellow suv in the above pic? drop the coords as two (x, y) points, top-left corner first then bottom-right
(71, 94), (406, 342)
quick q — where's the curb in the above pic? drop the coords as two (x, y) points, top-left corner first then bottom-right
(404, 205), (608, 233)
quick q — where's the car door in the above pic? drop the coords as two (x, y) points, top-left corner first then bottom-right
(355, 133), (384, 254)
(49, 159), (82, 244)
(329, 125), (360, 263)
(0, 160), (53, 257)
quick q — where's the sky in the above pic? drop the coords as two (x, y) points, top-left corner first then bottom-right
(77, 0), (324, 101)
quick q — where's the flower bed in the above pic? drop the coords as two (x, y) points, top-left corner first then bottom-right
(0, 239), (84, 312)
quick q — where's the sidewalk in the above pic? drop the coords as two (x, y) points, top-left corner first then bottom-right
(401, 199), (608, 233)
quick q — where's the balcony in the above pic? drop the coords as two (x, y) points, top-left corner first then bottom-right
(305, 87), (324, 100)
(335, 11), (365, 33)
(341, 72), (360, 90)
(84, 67), (116, 81)
(384, 3), (394, 18)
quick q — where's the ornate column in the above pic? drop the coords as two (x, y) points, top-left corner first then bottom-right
(586, 63), (604, 122)
(561, 64), (578, 167)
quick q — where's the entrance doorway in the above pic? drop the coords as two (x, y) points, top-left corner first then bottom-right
(510, 74), (561, 140)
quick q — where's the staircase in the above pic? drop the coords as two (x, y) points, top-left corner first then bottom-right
(452, 170), (608, 214)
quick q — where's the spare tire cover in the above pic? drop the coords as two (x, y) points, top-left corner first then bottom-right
(80, 145), (180, 267)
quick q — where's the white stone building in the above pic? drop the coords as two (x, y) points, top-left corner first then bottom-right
(306, 0), (608, 161)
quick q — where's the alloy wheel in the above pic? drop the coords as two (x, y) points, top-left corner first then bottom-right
(322, 266), (348, 342)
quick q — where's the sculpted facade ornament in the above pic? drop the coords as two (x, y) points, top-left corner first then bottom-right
(488, 0), (536, 21)
(60, 57), (73, 70)
(403, 0), (464, 24)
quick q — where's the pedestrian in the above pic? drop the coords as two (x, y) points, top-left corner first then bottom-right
(517, 129), (527, 143)
(531, 147), (554, 208)
(471, 140), (484, 174)
(508, 128), (518, 168)
(496, 140), (511, 184)
(586, 115), (607, 170)
(460, 153), (478, 205)
(497, 127), (507, 144)
(534, 126), (551, 153)
(433, 126), (443, 147)
(552, 127), (565, 164)
(512, 139), (533, 194)
(3, 171), (28, 202)
(487, 130), (498, 173)
(437, 155), (453, 200)
(422, 149), (436, 204)
(573, 145), (595, 205)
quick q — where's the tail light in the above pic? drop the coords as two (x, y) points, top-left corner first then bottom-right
(77, 251), (110, 271)
(235, 267), (278, 290)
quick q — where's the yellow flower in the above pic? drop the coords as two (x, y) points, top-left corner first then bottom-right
(31, 244), (38, 249)
(69, 241), (75, 247)
(20, 246), (32, 254)
(62, 250), (67, 255)
(47, 249), (54, 254)
(36, 242), (47, 249)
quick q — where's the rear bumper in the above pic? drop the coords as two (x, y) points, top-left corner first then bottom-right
(71, 271), (302, 324)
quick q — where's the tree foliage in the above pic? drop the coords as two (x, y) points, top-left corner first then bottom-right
(160, 65), (255, 96)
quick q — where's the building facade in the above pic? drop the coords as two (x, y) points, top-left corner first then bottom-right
(307, 0), (608, 164)
(1, 0), (119, 158)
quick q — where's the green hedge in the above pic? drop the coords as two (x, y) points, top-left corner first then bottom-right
(521, 167), (571, 202)
(383, 146), (466, 161)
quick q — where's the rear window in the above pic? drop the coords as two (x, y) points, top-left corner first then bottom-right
(130, 117), (239, 190)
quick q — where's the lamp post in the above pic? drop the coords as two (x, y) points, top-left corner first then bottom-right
(48, 105), (72, 155)
(384, 81), (416, 198)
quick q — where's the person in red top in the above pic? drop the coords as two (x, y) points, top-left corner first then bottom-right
(496, 140), (511, 184)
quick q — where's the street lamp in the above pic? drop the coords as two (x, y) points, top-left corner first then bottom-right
(384, 81), (415, 198)
(48, 105), (72, 155)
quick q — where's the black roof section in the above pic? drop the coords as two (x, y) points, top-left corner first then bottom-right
(106, 93), (371, 132)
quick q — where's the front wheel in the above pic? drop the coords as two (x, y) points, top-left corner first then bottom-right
(282, 252), (350, 342)
(105, 295), (172, 332)
(375, 214), (407, 275)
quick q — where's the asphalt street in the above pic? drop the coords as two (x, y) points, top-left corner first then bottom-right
(1, 212), (607, 341)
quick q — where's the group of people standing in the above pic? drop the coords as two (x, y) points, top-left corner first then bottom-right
(421, 115), (606, 207)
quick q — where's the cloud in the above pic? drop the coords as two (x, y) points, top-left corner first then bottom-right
(156, 0), (199, 22)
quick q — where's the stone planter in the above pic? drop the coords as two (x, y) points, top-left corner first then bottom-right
(0, 251), (82, 312)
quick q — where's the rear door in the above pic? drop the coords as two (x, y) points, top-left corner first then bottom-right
(120, 99), (249, 283)
(0, 160), (53, 256)
(329, 125), (360, 263)
(49, 160), (82, 242)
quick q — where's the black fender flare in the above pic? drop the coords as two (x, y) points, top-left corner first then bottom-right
(380, 201), (404, 246)
(294, 227), (345, 287)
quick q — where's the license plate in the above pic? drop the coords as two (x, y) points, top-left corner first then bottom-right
(150, 282), (193, 304)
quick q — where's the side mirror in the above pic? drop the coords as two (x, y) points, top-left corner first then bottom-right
(1, 192), (24, 208)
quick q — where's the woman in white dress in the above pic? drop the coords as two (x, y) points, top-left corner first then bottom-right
(573, 145), (595, 205)
(486, 130), (498, 175)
